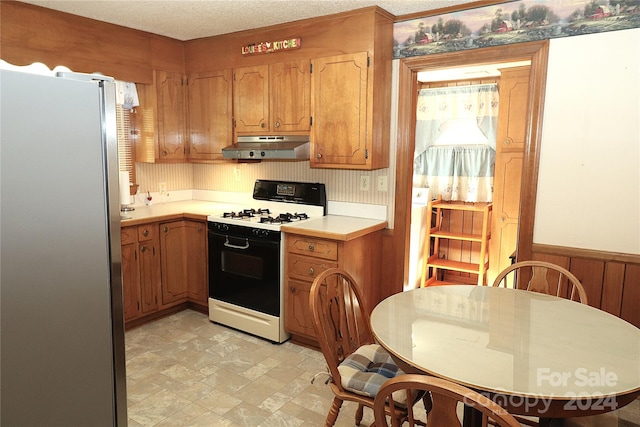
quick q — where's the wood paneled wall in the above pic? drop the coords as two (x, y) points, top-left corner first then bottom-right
(184, 7), (392, 73)
(0, 1), (183, 83)
(532, 244), (640, 328)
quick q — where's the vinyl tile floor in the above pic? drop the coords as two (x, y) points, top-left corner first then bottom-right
(125, 309), (376, 427)
(125, 309), (640, 427)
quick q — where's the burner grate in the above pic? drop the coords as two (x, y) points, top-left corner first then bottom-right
(257, 212), (309, 224)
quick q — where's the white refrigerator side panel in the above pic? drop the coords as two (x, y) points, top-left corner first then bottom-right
(0, 70), (122, 425)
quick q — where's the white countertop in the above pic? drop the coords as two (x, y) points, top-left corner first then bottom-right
(121, 201), (388, 240)
(120, 200), (240, 225)
(281, 215), (387, 241)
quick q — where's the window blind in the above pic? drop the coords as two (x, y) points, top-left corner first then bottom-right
(116, 105), (135, 183)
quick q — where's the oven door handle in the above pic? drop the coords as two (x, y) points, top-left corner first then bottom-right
(224, 236), (250, 250)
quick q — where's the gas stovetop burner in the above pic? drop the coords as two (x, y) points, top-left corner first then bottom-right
(258, 212), (309, 224)
(208, 180), (326, 231)
(222, 208), (272, 219)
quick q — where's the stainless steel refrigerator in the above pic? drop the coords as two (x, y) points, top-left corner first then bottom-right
(1, 67), (127, 425)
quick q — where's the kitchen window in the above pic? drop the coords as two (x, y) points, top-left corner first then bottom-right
(115, 81), (139, 185)
(413, 83), (498, 203)
(116, 105), (135, 183)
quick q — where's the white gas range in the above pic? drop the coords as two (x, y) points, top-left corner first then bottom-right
(206, 180), (326, 343)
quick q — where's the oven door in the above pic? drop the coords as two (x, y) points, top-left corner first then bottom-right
(208, 228), (281, 316)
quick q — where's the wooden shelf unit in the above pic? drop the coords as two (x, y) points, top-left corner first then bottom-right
(421, 198), (492, 287)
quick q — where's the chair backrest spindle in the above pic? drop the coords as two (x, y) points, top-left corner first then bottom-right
(374, 374), (522, 427)
(493, 260), (588, 305)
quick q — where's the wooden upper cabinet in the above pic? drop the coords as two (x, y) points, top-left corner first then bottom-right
(187, 69), (233, 161)
(270, 60), (311, 133)
(233, 65), (269, 133)
(310, 52), (389, 170)
(233, 61), (311, 135)
(311, 52), (368, 168)
(154, 70), (187, 161)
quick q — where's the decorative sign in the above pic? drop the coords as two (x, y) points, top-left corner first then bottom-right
(241, 38), (301, 55)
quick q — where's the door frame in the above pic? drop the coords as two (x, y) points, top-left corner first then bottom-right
(392, 40), (550, 292)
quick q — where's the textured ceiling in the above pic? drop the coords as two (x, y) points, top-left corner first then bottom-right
(18, 0), (475, 41)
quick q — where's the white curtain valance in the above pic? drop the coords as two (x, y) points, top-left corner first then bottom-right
(414, 84), (498, 203)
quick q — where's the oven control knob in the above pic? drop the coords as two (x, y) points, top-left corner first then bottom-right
(260, 151), (266, 157)
(252, 229), (269, 238)
(249, 151), (255, 157)
(215, 223), (229, 232)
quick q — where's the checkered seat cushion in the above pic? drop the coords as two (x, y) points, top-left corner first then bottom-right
(338, 344), (407, 403)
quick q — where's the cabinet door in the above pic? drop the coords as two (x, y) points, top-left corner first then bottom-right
(121, 241), (141, 322)
(155, 70), (186, 161)
(233, 65), (269, 133)
(285, 279), (316, 338)
(159, 221), (189, 305)
(138, 239), (160, 313)
(185, 220), (208, 306)
(489, 152), (523, 285)
(311, 52), (369, 167)
(495, 66), (530, 153)
(188, 70), (233, 161)
(270, 60), (311, 132)
(488, 66), (529, 284)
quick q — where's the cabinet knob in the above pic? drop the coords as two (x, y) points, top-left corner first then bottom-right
(499, 217), (505, 222)
(163, 226), (169, 233)
(162, 149), (168, 156)
(142, 229), (149, 237)
(503, 138), (512, 145)
(316, 153), (322, 159)
(274, 121), (280, 128)
(290, 286), (296, 292)
(308, 267), (314, 275)
(308, 244), (315, 252)
(140, 246), (147, 252)
(261, 122), (266, 128)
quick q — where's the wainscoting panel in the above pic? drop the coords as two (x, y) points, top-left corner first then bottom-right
(532, 244), (640, 328)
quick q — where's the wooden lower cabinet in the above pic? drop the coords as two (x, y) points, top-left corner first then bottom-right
(284, 230), (382, 346)
(121, 224), (160, 324)
(160, 219), (208, 308)
(121, 219), (208, 329)
(185, 221), (208, 307)
(159, 221), (190, 305)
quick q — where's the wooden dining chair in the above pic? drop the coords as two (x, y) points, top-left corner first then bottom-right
(310, 268), (426, 427)
(492, 260), (588, 427)
(373, 374), (521, 427)
(492, 260), (588, 304)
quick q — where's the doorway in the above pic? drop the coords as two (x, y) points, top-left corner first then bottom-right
(390, 41), (550, 294)
(408, 61), (529, 289)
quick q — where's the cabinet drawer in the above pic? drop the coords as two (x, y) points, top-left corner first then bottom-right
(137, 224), (156, 242)
(288, 236), (337, 260)
(287, 254), (338, 282)
(121, 227), (137, 245)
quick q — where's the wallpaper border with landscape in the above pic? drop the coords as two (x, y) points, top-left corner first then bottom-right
(393, 0), (640, 59)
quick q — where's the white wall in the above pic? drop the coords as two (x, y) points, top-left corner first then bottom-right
(534, 28), (640, 254)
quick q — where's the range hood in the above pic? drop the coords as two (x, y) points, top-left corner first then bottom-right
(222, 135), (310, 160)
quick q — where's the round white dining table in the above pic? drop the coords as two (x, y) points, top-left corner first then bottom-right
(370, 285), (640, 426)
